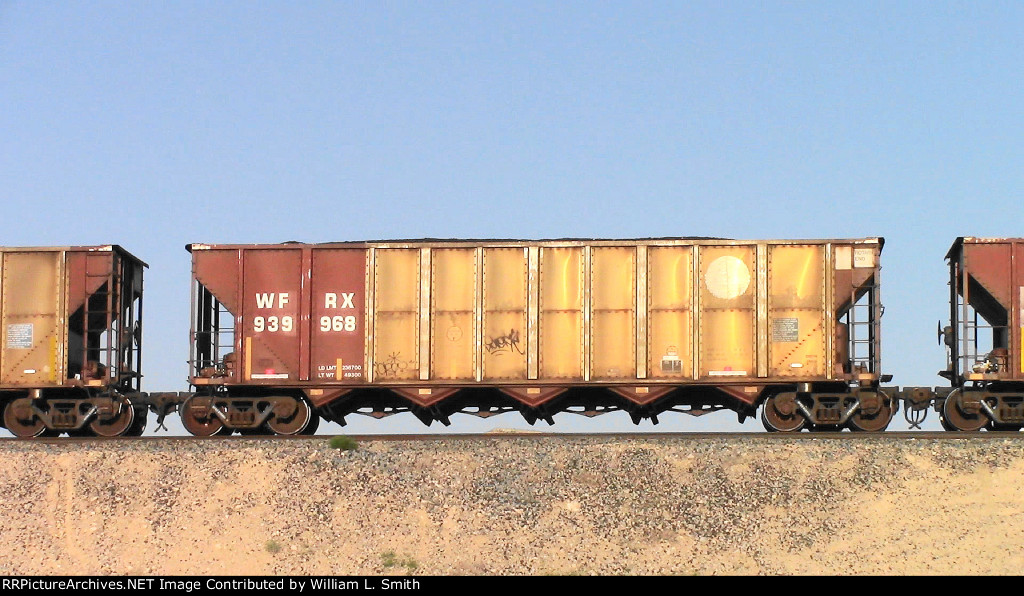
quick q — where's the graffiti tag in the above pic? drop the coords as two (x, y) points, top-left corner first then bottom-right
(485, 329), (524, 355)
(374, 352), (412, 378)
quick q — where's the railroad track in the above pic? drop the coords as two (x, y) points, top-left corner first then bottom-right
(3, 430), (1022, 444)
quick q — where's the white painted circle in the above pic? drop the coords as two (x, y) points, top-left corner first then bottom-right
(705, 256), (750, 299)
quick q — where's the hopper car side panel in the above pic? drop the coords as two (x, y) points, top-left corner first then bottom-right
(311, 249), (368, 385)
(191, 245), (369, 388)
(1, 250), (63, 387)
(241, 248), (303, 383)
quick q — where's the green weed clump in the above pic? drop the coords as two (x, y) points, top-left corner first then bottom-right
(381, 551), (418, 573)
(329, 435), (358, 451)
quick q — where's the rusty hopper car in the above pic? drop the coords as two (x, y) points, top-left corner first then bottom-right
(183, 238), (890, 435)
(933, 237), (1024, 431)
(0, 245), (146, 437)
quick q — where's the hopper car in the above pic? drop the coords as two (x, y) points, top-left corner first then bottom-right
(0, 236), (1020, 437)
(0, 246), (147, 437)
(916, 237), (1024, 431)
(182, 238), (892, 435)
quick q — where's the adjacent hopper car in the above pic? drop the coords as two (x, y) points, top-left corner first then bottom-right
(0, 245), (146, 437)
(931, 237), (1024, 431)
(0, 236), (1020, 437)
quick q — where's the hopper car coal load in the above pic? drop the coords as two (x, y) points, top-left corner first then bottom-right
(183, 238), (894, 435)
(0, 246), (148, 437)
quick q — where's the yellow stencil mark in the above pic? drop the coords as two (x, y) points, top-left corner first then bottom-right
(336, 358), (343, 380)
(245, 337), (252, 380)
(49, 335), (57, 382)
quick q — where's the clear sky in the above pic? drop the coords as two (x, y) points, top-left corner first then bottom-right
(2, 1), (1023, 435)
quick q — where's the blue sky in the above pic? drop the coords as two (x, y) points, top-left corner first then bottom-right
(2, 1), (1023, 434)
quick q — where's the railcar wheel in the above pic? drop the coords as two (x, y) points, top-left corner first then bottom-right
(180, 396), (225, 436)
(266, 396), (312, 435)
(849, 397), (894, 432)
(3, 398), (47, 438)
(89, 396), (136, 437)
(761, 394), (806, 432)
(941, 391), (987, 432)
(301, 411), (321, 436)
(124, 407), (148, 437)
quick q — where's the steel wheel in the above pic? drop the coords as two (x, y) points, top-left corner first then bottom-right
(849, 396), (894, 432)
(89, 396), (136, 437)
(761, 394), (806, 432)
(3, 398), (47, 438)
(300, 410), (321, 436)
(266, 396), (312, 435)
(941, 390), (987, 432)
(180, 395), (225, 436)
(124, 407), (148, 436)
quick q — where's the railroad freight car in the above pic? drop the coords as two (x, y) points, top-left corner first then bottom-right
(932, 237), (1024, 431)
(0, 245), (147, 437)
(182, 238), (892, 435)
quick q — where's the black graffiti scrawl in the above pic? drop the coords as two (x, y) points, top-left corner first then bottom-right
(485, 329), (524, 355)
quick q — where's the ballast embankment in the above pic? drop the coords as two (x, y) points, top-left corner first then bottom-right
(1, 434), (1022, 575)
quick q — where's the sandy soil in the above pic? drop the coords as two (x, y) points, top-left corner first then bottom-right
(1, 434), (1022, 575)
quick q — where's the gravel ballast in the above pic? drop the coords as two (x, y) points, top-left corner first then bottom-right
(1, 434), (1022, 575)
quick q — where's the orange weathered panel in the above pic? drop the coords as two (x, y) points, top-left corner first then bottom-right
(647, 246), (692, 379)
(1, 251), (62, 386)
(591, 246), (636, 380)
(539, 247), (583, 379)
(698, 245), (756, 379)
(431, 249), (476, 380)
(768, 245), (826, 377)
(482, 247), (527, 380)
(373, 249), (420, 381)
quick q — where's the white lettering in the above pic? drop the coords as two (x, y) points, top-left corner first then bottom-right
(253, 315), (293, 334)
(325, 293), (337, 308)
(255, 293), (274, 308)
(320, 315), (357, 332)
(340, 292), (355, 309)
(256, 292), (291, 309)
